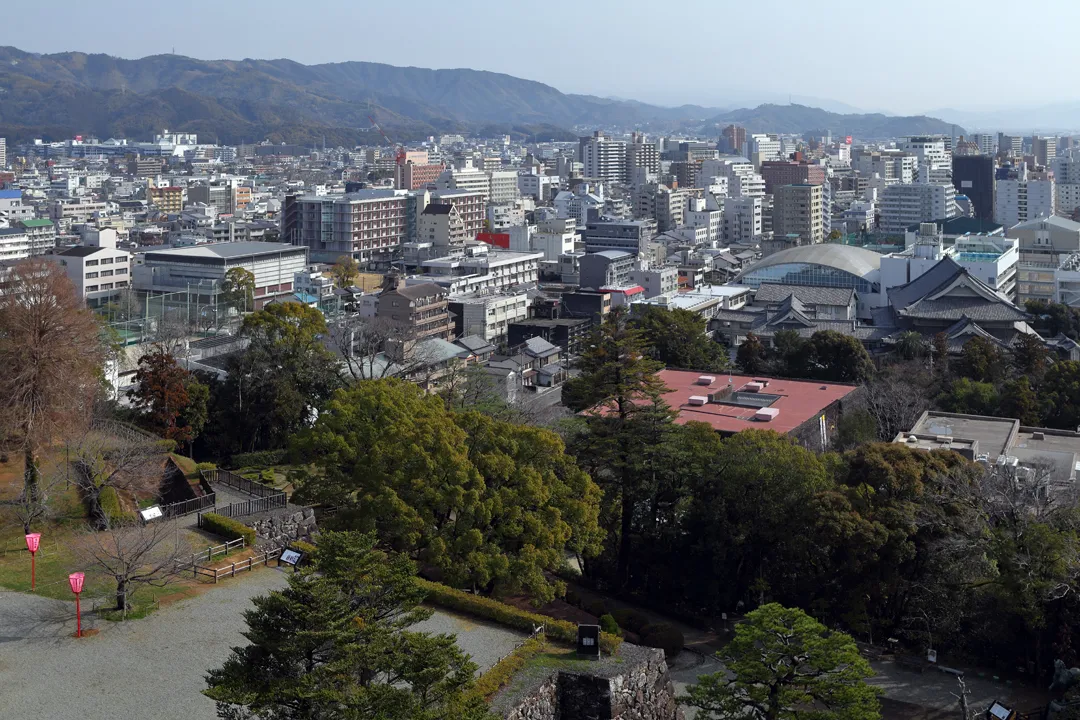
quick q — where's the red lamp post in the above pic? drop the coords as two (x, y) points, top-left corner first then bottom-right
(68, 572), (85, 638)
(24, 533), (40, 591)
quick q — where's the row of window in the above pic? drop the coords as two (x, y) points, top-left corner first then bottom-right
(85, 281), (127, 292)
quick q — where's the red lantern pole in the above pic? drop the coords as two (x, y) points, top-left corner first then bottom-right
(68, 572), (85, 638)
(25, 533), (41, 591)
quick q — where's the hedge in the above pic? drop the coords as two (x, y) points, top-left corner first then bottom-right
(200, 513), (256, 546)
(415, 578), (622, 654)
(611, 608), (652, 634)
(640, 623), (685, 659)
(99, 486), (136, 523)
(599, 613), (620, 636)
(470, 637), (546, 700)
(228, 449), (286, 468)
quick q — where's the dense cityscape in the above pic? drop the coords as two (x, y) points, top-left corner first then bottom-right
(7, 5), (1080, 720)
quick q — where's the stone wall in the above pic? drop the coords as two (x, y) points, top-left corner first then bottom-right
(247, 507), (318, 546)
(503, 645), (683, 720)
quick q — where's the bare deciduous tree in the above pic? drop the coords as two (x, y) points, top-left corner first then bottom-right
(0, 259), (104, 501)
(328, 315), (444, 382)
(862, 363), (932, 441)
(79, 517), (190, 615)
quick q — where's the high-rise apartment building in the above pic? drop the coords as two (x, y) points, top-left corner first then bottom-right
(431, 189), (486, 239)
(720, 125), (746, 155)
(995, 173), (1055, 227)
(971, 133), (996, 155)
(747, 133), (782, 166)
(952, 155), (995, 221)
(1035, 136), (1058, 167)
(998, 133), (1023, 157)
(773, 184), (825, 245)
(282, 189), (408, 264)
(626, 133), (660, 178)
(722, 196), (763, 244)
(759, 161), (826, 194)
(900, 136), (950, 169)
(579, 131), (627, 183)
(880, 183), (958, 233)
(0, 138), (6, 169)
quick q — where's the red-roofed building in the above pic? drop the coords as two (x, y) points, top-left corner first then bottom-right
(599, 284), (644, 307)
(655, 369), (860, 450)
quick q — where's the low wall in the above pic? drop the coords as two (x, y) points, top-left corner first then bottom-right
(503, 645), (683, 720)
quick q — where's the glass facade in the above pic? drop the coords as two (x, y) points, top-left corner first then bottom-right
(740, 262), (878, 294)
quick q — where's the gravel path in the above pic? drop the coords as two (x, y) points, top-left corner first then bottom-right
(0, 570), (528, 720)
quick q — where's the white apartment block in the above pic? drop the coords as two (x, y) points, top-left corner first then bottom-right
(532, 217), (579, 262)
(488, 170), (520, 205)
(722, 196), (763, 244)
(451, 290), (530, 342)
(685, 196), (722, 245)
(580, 131), (628, 183)
(0, 190), (35, 222)
(447, 169), (491, 203)
(518, 172), (559, 200)
(995, 178), (1055, 227)
(879, 183), (957, 234)
(1056, 184), (1080, 218)
(487, 203), (525, 231)
(0, 137), (6, 168)
(53, 229), (132, 306)
(629, 265), (679, 299)
(900, 137), (949, 169)
(748, 134), (782, 166)
(418, 246), (543, 294)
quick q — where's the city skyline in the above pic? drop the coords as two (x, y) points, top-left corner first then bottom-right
(5, 0), (1079, 118)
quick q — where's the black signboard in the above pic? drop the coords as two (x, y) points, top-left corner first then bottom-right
(577, 624), (600, 660)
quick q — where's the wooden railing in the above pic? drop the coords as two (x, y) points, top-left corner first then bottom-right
(175, 537), (247, 572)
(174, 538), (284, 584)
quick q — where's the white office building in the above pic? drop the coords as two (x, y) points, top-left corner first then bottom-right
(52, 229), (132, 306)
(722, 196), (763, 244)
(579, 131), (628, 183)
(451, 290), (530, 342)
(488, 170), (520, 205)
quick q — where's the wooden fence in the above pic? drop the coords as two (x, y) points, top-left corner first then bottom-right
(175, 537), (247, 572)
(160, 493), (216, 519)
(201, 468), (282, 499)
(174, 540), (284, 584)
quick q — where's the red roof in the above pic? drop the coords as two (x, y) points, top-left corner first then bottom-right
(600, 285), (644, 295)
(656, 369), (857, 435)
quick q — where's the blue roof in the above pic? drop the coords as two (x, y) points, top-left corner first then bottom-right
(0, 190), (22, 199)
(292, 292), (319, 304)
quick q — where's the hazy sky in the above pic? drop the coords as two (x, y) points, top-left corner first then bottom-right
(2, 0), (1075, 115)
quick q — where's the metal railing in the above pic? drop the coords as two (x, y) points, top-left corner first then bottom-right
(160, 494), (216, 519)
(201, 468), (283, 499)
(199, 495), (287, 524)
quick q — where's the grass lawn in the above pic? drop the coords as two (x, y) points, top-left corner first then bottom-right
(233, 464), (298, 494)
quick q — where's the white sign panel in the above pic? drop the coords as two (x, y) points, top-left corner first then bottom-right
(279, 549), (303, 566)
(140, 506), (163, 522)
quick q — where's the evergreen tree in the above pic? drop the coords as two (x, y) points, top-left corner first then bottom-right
(736, 332), (768, 375)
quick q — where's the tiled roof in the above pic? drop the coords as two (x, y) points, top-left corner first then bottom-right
(754, 283), (856, 307)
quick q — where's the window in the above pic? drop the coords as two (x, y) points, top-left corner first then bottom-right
(85, 272), (99, 279)
(99, 257), (112, 264)
(100, 283), (113, 290)
(86, 285), (98, 292)
(100, 269), (113, 277)
(85, 259), (98, 266)
(115, 267), (128, 275)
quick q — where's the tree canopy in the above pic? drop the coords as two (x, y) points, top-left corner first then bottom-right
(684, 603), (879, 720)
(293, 380), (602, 604)
(631, 306), (729, 373)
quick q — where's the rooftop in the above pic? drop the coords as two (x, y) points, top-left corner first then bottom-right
(653, 370), (858, 435)
(143, 241), (307, 260)
(739, 243), (883, 280)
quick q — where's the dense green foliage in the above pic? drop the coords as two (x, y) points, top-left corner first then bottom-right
(684, 604), (879, 720)
(631, 306), (729, 372)
(199, 513), (256, 546)
(206, 532), (493, 720)
(736, 330), (872, 382)
(294, 379), (602, 604)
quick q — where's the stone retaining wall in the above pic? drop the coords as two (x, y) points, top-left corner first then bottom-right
(504, 645), (683, 720)
(247, 507), (319, 546)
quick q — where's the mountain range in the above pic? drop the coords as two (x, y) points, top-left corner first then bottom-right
(0, 47), (962, 145)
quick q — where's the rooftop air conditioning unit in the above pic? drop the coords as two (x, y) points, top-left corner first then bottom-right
(1033, 432), (1045, 440)
(935, 435), (953, 443)
(744, 382), (764, 393)
(754, 407), (780, 422)
(688, 395), (708, 406)
(697, 375), (716, 386)
(976, 453), (990, 463)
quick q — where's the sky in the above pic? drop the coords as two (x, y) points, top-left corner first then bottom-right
(2, 0), (1078, 117)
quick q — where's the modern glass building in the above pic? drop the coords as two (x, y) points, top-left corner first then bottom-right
(736, 244), (883, 296)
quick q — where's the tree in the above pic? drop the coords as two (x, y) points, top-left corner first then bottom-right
(861, 363), (931, 441)
(80, 516), (189, 615)
(561, 308), (672, 587)
(1012, 332), (1049, 379)
(957, 336), (1005, 383)
(1043, 361), (1080, 430)
(179, 376), (210, 453)
(207, 302), (343, 454)
(0, 259), (104, 502)
(895, 331), (928, 361)
(205, 531), (493, 720)
(829, 229), (844, 241)
(683, 603), (880, 720)
(1000, 377), (1042, 426)
(330, 255), (360, 289)
(220, 267), (255, 314)
(293, 380), (602, 604)
(631, 306), (729, 373)
(807, 331), (874, 383)
(737, 333), (769, 374)
(936, 377), (999, 416)
(128, 348), (195, 444)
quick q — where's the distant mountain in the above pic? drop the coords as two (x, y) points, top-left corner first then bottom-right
(706, 104), (964, 139)
(0, 47), (725, 144)
(924, 104), (1080, 133)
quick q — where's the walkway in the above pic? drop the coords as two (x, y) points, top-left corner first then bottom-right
(0, 569), (527, 720)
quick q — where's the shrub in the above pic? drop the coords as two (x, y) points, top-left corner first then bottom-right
(640, 623), (684, 659)
(599, 613), (620, 636)
(98, 486), (136, 523)
(611, 608), (652, 634)
(228, 449), (286, 468)
(565, 588), (581, 607)
(291, 540), (318, 565)
(584, 598), (609, 618)
(195, 462), (217, 473)
(416, 578), (621, 654)
(259, 468), (276, 484)
(471, 637), (546, 700)
(200, 513), (256, 546)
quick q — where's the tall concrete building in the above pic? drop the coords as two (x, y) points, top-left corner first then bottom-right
(1035, 136), (1058, 167)
(952, 155), (995, 221)
(626, 133), (659, 179)
(879, 183), (957, 233)
(998, 133), (1023, 157)
(760, 161), (826, 194)
(720, 125), (746, 155)
(281, 189), (408, 264)
(773, 184), (824, 245)
(579, 131), (627, 183)
(995, 175), (1055, 227)
(971, 133), (996, 155)
(0, 137), (6, 169)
